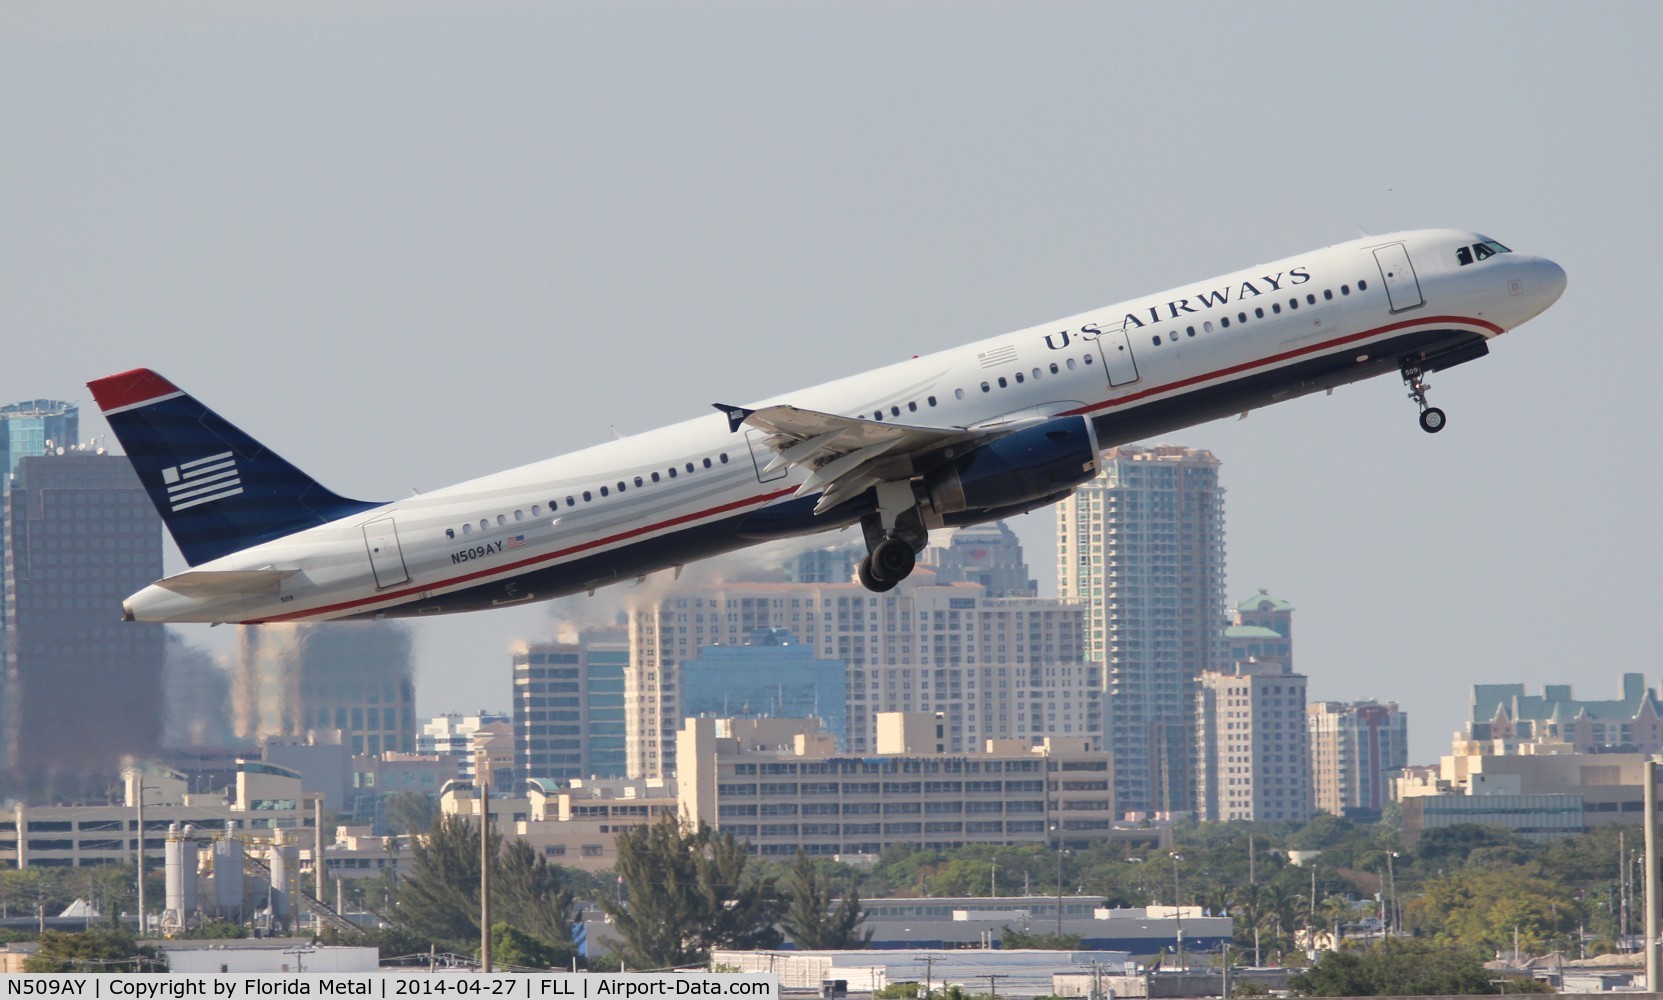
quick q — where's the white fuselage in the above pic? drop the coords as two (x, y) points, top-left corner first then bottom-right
(124, 229), (1565, 623)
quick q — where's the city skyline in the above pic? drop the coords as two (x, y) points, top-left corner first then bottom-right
(2, 4), (1644, 765)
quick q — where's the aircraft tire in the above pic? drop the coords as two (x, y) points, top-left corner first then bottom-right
(872, 537), (916, 582)
(858, 557), (901, 593)
(1419, 407), (1447, 434)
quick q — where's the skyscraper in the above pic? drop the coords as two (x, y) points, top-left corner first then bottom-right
(681, 627), (849, 748)
(1195, 661), (1311, 823)
(0, 400), (78, 483)
(1307, 700), (1408, 818)
(923, 521), (1038, 597)
(1057, 445), (1226, 817)
(2, 449), (164, 800)
(0, 400), (80, 691)
(513, 629), (629, 786)
(232, 621), (416, 756)
(626, 574), (1095, 778)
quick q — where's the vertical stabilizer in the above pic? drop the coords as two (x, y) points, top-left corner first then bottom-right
(87, 368), (384, 565)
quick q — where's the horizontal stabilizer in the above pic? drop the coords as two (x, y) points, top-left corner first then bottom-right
(154, 569), (299, 598)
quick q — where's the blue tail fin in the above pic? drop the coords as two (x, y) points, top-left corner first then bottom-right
(88, 368), (385, 566)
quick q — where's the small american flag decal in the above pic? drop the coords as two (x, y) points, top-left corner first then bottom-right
(978, 345), (1019, 369)
(506, 534), (526, 550)
(162, 452), (243, 512)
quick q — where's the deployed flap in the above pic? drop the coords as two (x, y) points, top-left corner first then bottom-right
(153, 569), (299, 598)
(713, 403), (989, 514)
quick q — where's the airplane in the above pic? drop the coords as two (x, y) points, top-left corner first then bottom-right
(90, 228), (1566, 624)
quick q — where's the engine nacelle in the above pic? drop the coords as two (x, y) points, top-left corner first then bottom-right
(923, 415), (1101, 517)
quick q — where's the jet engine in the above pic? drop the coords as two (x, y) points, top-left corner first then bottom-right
(923, 415), (1101, 518)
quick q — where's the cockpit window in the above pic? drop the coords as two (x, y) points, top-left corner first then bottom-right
(1456, 239), (1512, 266)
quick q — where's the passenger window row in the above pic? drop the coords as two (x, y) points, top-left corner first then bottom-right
(444, 451), (733, 540)
(1146, 279), (1370, 347)
(871, 355), (1099, 417)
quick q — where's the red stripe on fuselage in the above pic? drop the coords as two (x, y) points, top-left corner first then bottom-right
(87, 368), (183, 412)
(1061, 314), (1502, 419)
(246, 314), (1499, 623)
(247, 484), (802, 623)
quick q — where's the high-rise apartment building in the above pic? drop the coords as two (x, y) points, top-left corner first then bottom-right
(1307, 700), (1408, 818)
(1057, 446), (1226, 816)
(924, 522), (1038, 597)
(1195, 661), (1310, 822)
(1196, 589), (1309, 823)
(626, 575), (1097, 779)
(2, 450), (164, 800)
(232, 621), (416, 756)
(513, 630), (629, 786)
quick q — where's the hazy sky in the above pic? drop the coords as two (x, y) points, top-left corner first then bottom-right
(2, 3), (1653, 763)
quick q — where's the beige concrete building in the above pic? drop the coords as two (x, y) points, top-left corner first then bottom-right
(441, 775), (676, 871)
(1394, 738), (1652, 843)
(677, 713), (1116, 858)
(1194, 661), (1310, 823)
(0, 762), (313, 869)
(625, 576), (1095, 778)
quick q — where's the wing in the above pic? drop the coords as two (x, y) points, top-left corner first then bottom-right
(715, 403), (987, 513)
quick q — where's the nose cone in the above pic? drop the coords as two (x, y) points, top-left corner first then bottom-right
(1536, 257), (1567, 308)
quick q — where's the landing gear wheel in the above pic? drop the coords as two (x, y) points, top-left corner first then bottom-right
(857, 556), (900, 593)
(871, 536), (917, 582)
(1401, 361), (1447, 435)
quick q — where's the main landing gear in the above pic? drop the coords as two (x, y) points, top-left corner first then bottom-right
(1401, 361), (1446, 434)
(857, 481), (927, 593)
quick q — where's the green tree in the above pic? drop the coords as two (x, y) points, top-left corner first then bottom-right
(999, 926), (1083, 950)
(1289, 938), (1545, 996)
(390, 814), (575, 956)
(603, 814), (782, 969)
(1406, 869), (1579, 956)
(780, 852), (872, 950)
(495, 839), (576, 956)
(26, 930), (167, 972)
(391, 814), (483, 948)
(490, 922), (569, 970)
(385, 791), (438, 836)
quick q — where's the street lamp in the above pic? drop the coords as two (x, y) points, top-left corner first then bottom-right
(1172, 853), (1184, 970)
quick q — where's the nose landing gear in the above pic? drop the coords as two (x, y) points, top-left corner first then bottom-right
(1401, 361), (1446, 434)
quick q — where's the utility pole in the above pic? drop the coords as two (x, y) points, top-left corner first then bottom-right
(480, 784), (492, 972)
(314, 797), (325, 921)
(915, 954), (936, 999)
(984, 974), (1007, 1000)
(1644, 759), (1658, 991)
(1056, 845), (1067, 936)
(134, 776), (145, 937)
(1249, 833), (1259, 966)
(1385, 851), (1398, 938)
